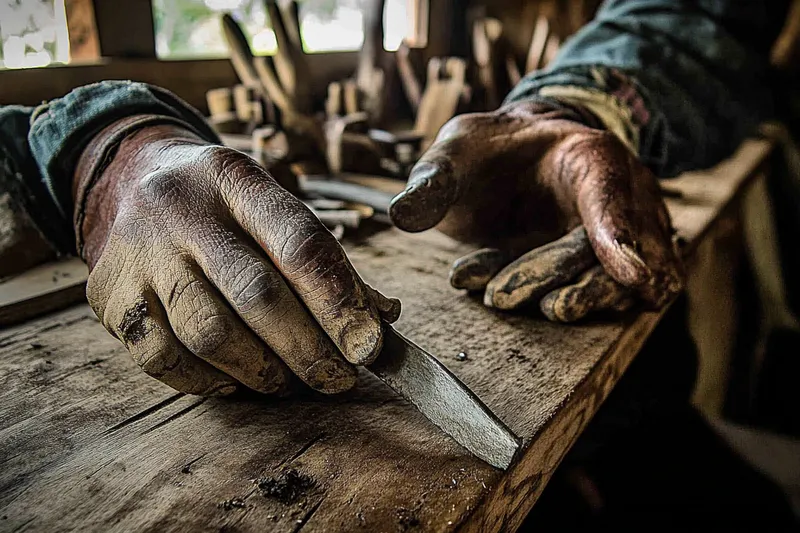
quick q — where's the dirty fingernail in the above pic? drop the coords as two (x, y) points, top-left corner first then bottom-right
(483, 287), (500, 309)
(377, 297), (402, 323)
(450, 249), (510, 291)
(340, 314), (384, 365)
(305, 358), (358, 394)
(389, 164), (452, 232)
(615, 240), (651, 284)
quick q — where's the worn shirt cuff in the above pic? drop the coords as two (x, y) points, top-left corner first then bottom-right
(27, 81), (221, 254)
(505, 66), (667, 173)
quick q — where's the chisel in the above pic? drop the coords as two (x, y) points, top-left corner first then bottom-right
(369, 326), (521, 470)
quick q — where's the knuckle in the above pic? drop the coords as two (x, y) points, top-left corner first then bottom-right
(230, 265), (283, 314)
(182, 312), (233, 359)
(135, 339), (181, 378)
(86, 267), (113, 320)
(135, 169), (188, 208)
(201, 145), (275, 199)
(277, 219), (338, 272)
(435, 114), (477, 144)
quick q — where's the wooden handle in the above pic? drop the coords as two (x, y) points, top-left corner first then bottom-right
(221, 14), (262, 89)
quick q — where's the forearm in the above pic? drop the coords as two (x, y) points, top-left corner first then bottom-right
(506, 0), (791, 177)
(0, 81), (221, 257)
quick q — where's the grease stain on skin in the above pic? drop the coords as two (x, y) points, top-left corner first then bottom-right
(118, 299), (149, 345)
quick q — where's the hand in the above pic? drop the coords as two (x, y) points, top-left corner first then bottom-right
(389, 100), (683, 320)
(75, 120), (399, 396)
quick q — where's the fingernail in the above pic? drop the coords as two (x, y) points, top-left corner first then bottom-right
(305, 358), (357, 394)
(379, 297), (402, 323)
(340, 313), (383, 365)
(407, 162), (438, 189)
(483, 288), (498, 308)
(389, 163), (452, 232)
(615, 240), (651, 283)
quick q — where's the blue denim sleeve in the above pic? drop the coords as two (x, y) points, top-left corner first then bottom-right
(0, 81), (221, 255)
(505, 0), (791, 177)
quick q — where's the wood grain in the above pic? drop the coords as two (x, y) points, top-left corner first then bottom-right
(0, 140), (772, 532)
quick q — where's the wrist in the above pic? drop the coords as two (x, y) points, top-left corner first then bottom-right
(73, 115), (209, 265)
(537, 86), (640, 155)
(502, 97), (605, 130)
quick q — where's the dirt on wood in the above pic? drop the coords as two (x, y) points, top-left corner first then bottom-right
(395, 507), (420, 530)
(218, 498), (246, 511)
(255, 469), (315, 505)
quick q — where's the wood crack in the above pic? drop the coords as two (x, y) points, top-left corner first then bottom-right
(47, 358), (110, 384)
(10, 516), (35, 533)
(293, 497), (325, 532)
(141, 398), (207, 435)
(286, 433), (326, 465)
(180, 453), (208, 474)
(103, 393), (184, 434)
(275, 433), (326, 469)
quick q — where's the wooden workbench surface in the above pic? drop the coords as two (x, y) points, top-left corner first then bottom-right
(0, 140), (771, 532)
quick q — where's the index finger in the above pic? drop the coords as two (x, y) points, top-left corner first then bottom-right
(216, 149), (385, 365)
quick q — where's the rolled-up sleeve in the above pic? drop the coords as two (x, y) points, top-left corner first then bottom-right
(0, 81), (220, 255)
(506, 0), (791, 177)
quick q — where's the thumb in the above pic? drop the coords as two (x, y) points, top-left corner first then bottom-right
(389, 151), (460, 233)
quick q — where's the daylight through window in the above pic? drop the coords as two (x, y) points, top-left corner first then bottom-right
(152, 0), (414, 59)
(0, 0), (69, 69)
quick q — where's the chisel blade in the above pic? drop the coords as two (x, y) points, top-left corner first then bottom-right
(368, 326), (521, 470)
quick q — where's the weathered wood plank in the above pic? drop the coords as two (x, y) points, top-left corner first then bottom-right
(0, 139), (772, 532)
(0, 257), (87, 327)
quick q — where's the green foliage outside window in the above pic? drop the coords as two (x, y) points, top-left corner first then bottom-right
(152, 0), (408, 59)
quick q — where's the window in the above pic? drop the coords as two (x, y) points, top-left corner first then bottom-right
(0, 0), (69, 69)
(152, 0), (416, 59)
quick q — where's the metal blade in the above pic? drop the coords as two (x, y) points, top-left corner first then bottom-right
(368, 326), (521, 469)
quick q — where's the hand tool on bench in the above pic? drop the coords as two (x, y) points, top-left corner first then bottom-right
(396, 40), (422, 112)
(223, 6), (327, 168)
(370, 326), (521, 470)
(325, 0), (389, 125)
(298, 174), (396, 214)
(367, 55), (469, 172)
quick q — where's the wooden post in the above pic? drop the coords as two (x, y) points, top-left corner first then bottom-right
(91, 0), (157, 58)
(64, 0), (101, 62)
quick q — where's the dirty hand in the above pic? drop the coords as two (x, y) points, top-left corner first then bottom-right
(389, 100), (683, 321)
(74, 120), (399, 396)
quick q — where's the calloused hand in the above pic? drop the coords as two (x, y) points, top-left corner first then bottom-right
(76, 120), (399, 396)
(389, 100), (683, 320)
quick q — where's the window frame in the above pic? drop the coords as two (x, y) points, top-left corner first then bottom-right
(0, 0), (430, 113)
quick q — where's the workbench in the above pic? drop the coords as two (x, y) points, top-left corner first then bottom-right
(0, 140), (772, 532)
